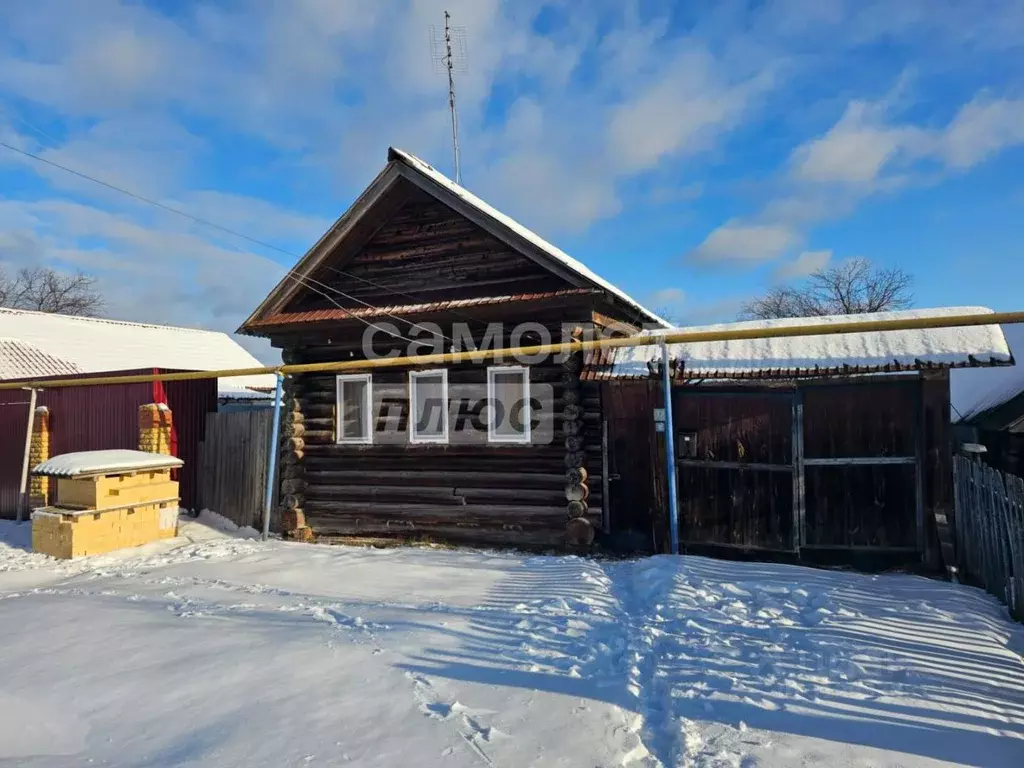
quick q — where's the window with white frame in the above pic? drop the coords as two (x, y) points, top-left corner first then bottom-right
(336, 374), (373, 444)
(409, 369), (449, 444)
(487, 366), (530, 444)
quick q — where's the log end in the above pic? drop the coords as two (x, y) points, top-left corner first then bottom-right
(281, 508), (306, 531)
(565, 517), (595, 547)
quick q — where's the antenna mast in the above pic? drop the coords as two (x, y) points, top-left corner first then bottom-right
(430, 12), (467, 184)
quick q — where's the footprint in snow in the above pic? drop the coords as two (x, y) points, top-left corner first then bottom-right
(462, 714), (507, 742)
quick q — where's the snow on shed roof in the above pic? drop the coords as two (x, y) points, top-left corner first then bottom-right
(386, 149), (671, 328)
(585, 307), (1013, 380)
(951, 322), (1024, 423)
(33, 449), (184, 478)
(0, 308), (275, 394)
(0, 338), (82, 380)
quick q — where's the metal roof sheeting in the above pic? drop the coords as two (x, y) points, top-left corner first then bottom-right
(584, 307), (1013, 381)
(0, 338), (82, 380)
(33, 449), (184, 478)
(0, 308), (275, 394)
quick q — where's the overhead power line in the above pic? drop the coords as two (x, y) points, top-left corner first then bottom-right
(0, 137), (456, 345)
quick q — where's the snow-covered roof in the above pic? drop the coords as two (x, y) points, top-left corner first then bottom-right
(387, 149), (670, 328)
(0, 338), (82, 380)
(218, 380), (275, 400)
(33, 449), (184, 477)
(585, 307), (1013, 380)
(0, 308), (275, 395)
(951, 322), (1024, 424)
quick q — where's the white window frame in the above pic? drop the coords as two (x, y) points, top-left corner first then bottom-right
(486, 365), (531, 444)
(409, 369), (450, 445)
(336, 373), (373, 445)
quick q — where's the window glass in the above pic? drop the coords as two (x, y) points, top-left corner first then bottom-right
(410, 370), (448, 443)
(337, 375), (372, 443)
(488, 367), (530, 443)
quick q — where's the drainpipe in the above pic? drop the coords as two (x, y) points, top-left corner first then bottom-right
(661, 340), (679, 555)
(262, 372), (285, 541)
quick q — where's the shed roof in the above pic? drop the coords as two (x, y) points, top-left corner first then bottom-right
(0, 308), (275, 394)
(584, 307), (1013, 380)
(241, 147), (670, 332)
(951, 322), (1024, 426)
(0, 338), (82, 380)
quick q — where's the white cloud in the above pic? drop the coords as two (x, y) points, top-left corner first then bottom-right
(693, 87), (1024, 271)
(773, 249), (831, 281)
(606, 48), (775, 174)
(789, 101), (925, 185)
(689, 222), (800, 265)
(649, 287), (686, 306)
(940, 97), (1024, 169)
(0, 196), (286, 361)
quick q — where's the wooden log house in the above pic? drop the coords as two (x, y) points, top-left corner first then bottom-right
(241, 147), (1014, 564)
(240, 148), (671, 549)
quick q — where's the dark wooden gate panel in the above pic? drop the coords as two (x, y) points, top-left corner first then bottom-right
(679, 467), (793, 548)
(673, 390), (794, 550)
(805, 465), (917, 547)
(802, 382), (919, 549)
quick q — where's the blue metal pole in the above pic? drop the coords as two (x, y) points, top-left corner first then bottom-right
(661, 340), (680, 555)
(262, 372), (284, 541)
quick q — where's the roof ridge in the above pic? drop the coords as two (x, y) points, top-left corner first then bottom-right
(0, 307), (232, 336)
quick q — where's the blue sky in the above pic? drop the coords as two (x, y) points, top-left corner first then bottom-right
(1, 0), (1022, 360)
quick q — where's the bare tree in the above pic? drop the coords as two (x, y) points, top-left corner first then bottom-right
(741, 258), (913, 320)
(0, 266), (106, 317)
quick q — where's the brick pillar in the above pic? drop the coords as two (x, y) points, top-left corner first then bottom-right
(139, 403), (173, 454)
(28, 406), (50, 508)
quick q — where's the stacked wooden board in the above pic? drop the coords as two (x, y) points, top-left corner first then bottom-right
(31, 450), (183, 559)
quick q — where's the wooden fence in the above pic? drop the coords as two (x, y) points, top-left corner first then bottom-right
(196, 409), (277, 531)
(953, 455), (1024, 620)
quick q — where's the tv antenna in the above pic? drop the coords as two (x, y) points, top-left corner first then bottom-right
(429, 11), (468, 184)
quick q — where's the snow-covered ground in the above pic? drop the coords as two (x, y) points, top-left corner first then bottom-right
(2, 515), (1023, 767)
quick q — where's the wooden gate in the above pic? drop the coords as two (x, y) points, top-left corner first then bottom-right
(673, 389), (795, 551)
(196, 409), (276, 530)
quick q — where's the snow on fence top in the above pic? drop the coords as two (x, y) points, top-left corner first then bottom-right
(585, 306), (1013, 380)
(33, 449), (184, 478)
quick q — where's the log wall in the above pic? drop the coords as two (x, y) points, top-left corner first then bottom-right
(278, 355), (604, 549)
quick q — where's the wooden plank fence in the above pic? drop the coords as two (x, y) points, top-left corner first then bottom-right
(196, 409), (278, 531)
(953, 455), (1024, 620)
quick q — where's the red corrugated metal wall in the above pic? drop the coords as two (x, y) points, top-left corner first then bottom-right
(0, 369), (217, 518)
(159, 377), (218, 514)
(0, 390), (35, 515)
